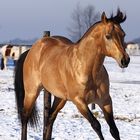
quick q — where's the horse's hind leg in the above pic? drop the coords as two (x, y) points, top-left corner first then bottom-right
(100, 97), (120, 140)
(73, 98), (104, 140)
(44, 96), (66, 140)
(21, 85), (40, 140)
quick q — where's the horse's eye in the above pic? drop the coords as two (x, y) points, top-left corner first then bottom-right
(106, 34), (112, 40)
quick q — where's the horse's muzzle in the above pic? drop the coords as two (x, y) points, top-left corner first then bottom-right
(121, 56), (130, 68)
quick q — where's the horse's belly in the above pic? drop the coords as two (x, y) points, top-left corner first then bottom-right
(42, 79), (68, 100)
(50, 88), (67, 99)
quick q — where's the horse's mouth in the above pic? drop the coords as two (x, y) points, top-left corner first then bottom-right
(119, 63), (128, 68)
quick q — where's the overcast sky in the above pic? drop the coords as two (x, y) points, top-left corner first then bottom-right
(0, 0), (139, 42)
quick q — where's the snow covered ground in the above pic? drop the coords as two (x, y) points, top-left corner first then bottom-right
(0, 56), (140, 140)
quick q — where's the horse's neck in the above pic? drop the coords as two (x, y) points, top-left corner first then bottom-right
(76, 35), (105, 76)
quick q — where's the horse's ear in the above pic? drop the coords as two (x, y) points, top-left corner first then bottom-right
(101, 12), (107, 23)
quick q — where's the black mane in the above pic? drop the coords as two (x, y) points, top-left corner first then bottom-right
(109, 8), (126, 24)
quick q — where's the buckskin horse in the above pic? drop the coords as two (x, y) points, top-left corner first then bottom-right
(14, 9), (130, 140)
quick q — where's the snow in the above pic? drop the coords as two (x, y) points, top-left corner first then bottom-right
(0, 56), (140, 140)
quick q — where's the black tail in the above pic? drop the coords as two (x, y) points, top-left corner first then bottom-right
(14, 50), (39, 127)
(1, 57), (4, 70)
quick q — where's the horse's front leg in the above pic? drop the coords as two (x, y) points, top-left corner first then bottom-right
(44, 96), (66, 140)
(100, 96), (120, 140)
(73, 97), (104, 140)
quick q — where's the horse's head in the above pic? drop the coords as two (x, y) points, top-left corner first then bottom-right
(98, 9), (130, 68)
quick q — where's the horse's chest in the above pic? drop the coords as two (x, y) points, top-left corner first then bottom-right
(84, 79), (98, 104)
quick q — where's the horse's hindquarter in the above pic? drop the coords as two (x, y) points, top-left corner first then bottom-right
(23, 38), (65, 98)
(23, 40), (45, 92)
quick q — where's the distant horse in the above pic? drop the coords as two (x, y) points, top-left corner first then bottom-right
(126, 42), (140, 55)
(15, 9), (130, 140)
(0, 44), (30, 70)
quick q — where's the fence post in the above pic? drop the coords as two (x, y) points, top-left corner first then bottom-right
(43, 31), (51, 140)
(43, 31), (50, 37)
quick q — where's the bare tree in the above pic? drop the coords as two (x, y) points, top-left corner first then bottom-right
(68, 4), (100, 42)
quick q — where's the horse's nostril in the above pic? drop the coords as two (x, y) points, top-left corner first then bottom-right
(121, 57), (130, 67)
